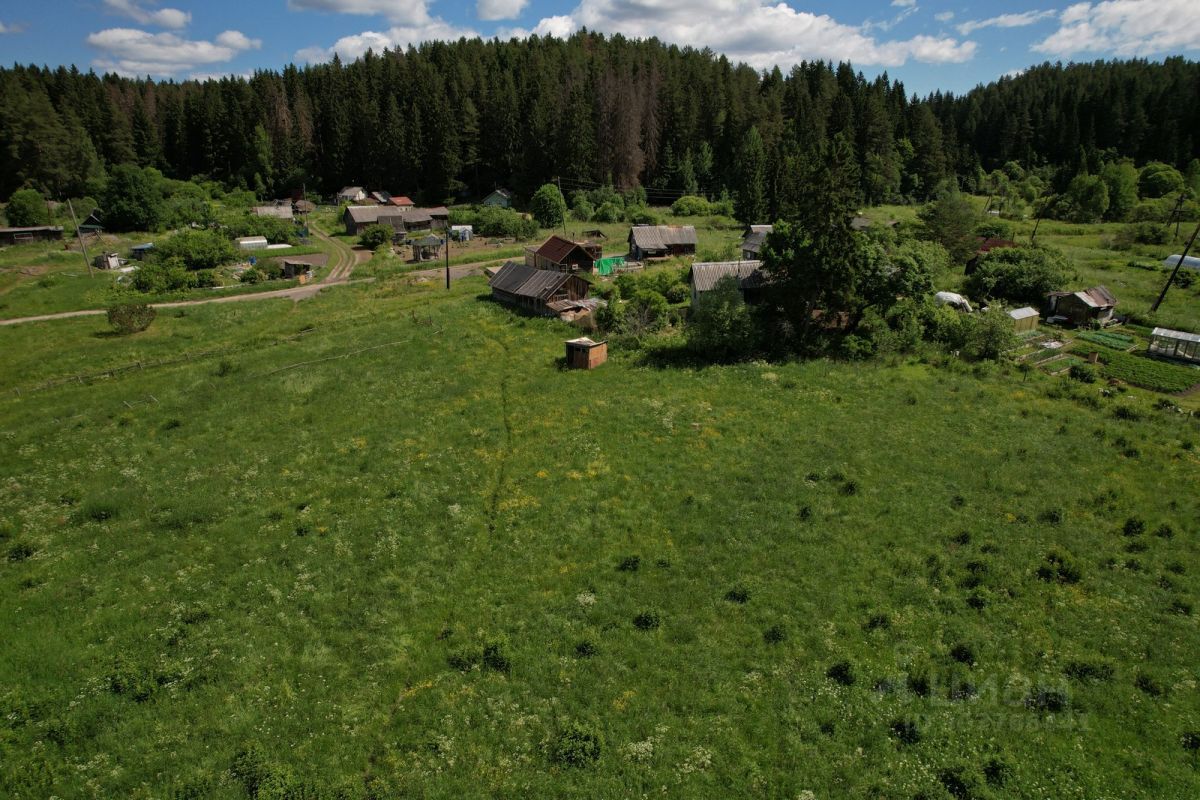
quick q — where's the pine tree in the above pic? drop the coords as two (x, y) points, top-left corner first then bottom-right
(733, 126), (767, 224)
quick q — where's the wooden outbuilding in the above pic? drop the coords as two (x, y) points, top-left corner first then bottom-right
(628, 225), (697, 260)
(483, 188), (513, 208)
(253, 204), (294, 220)
(1046, 286), (1117, 327)
(337, 186), (366, 203)
(0, 226), (64, 245)
(1008, 306), (1039, 334)
(281, 260), (312, 280)
(489, 261), (591, 315)
(689, 260), (769, 305)
(565, 338), (608, 370)
(94, 252), (121, 270)
(741, 225), (772, 260)
(526, 235), (600, 272)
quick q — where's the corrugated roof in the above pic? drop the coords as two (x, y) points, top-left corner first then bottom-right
(534, 235), (591, 265)
(1008, 307), (1039, 320)
(489, 261), (576, 300)
(748, 224), (774, 234)
(1152, 327), (1200, 344)
(253, 205), (294, 219)
(629, 225), (698, 251)
(389, 196), (415, 206)
(690, 261), (766, 293)
(338, 186), (364, 195)
(1079, 285), (1117, 308)
(742, 231), (768, 254)
(0, 226), (64, 234)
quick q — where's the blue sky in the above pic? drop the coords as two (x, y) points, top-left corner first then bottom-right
(1, 1), (1197, 95)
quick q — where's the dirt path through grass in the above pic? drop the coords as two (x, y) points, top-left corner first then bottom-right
(0, 224), (363, 327)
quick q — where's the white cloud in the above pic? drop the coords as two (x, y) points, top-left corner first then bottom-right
(103, 0), (191, 30)
(956, 10), (1056, 36)
(87, 27), (261, 76)
(891, 0), (917, 6)
(558, 0), (975, 68)
(478, 0), (529, 21)
(295, 19), (478, 63)
(499, 15), (576, 39)
(287, 0), (431, 25)
(0, 21), (8, 34)
(935, 11), (954, 22)
(1033, 0), (1200, 56)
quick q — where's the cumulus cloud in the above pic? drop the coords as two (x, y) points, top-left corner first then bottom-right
(0, 21), (8, 34)
(560, 0), (975, 68)
(891, 0), (917, 6)
(287, 0), (431, 25)
(88, 27), (261, 76)
(956, 10), (1056, 36)
(1033, 0), (1200, 56)
(935, 11), (954, 22)
(295, 19), (477, 63)
(103, 0), (191, 30)
(478, 0), (529, 21)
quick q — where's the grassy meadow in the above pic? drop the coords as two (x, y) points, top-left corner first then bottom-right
(1, 255), (1199, 798)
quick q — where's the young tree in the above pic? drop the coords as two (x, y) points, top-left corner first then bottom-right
(530, 183), (567, 228)
(1100, 161), (1139, 221)
(359, 223), (394, 250)
(5, 188), (50, 227)
(103, 165), (163, 232)
(1138, 162), (1185, 198)
(918, 190), (980, 265)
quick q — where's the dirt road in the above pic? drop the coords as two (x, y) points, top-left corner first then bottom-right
(0, 227), (362, 327)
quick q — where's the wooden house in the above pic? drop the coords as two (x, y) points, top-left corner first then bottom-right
(1046, 286), (1117, 327)
(689, 261), (768, 305)
(628, 225), (697, 260)
(741, 225), (772, 260)
(337, 186), (366, 203)
(526, 235), (600, 272)
(483, 188), (513, 208)
(489, 261), (591, 316)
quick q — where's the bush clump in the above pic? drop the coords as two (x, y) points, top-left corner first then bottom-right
(549, 723), (602, 767)
(1037, 550), (1082, 584)
(107, 302), (157, 335)
(889, 718), (921, 745)
(724, 586), (750, 604)
(826, 660), (855, 686)
(632, 610), (660, 630)
(1025, 685), (1068, 712)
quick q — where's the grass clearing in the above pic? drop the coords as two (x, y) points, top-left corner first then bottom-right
(1, 270), (1198, 797)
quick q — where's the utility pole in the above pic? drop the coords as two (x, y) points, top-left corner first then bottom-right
(557, 176), (568, 239)
(445, 231), (450, 291)
(67, 199), (94, 277)
(1168, 193), (1185, 240)
(1151, 218), (1200, 313)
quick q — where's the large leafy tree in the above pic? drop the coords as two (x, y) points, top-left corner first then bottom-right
(5, 188), (50, 227)
(102, 164), (163, 232)
(530, 183), (567, 228)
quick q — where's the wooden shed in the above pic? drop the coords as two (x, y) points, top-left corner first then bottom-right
(1046, 286), (1117, 327)
(0, 226), (64, 245)
(1008, 306), (1039, 334)
(628, 225), (697, 260)
(565, 338), (607, 370)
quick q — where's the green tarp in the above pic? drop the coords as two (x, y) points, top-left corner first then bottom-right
(594, 256), (625, 276)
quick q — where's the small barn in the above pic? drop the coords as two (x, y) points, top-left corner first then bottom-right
(389, 196), (415, 208)
(370, 191), (391, 205)
(1148, 328), (1200, 364)
(689, 260), (768, 305)
(130, 242), (155, 260)
(450, 225), (473, 242)
(526, 235), (600, 272)
(293, 199), (317, 215)
(565, 338), (608, 370)
(489, 261), (591, 316)
(280, 260), (313, 280)
(628, 225), (698, 260)
(253, 204), (294, 220)
(483, 188), (513, 208)
(1008, 306), (1039, 334)
(0, 226), (64, 245)
(343, 205), (404, 236)
(1046, 286), (1117, 327)
(338, 186), (366, 203)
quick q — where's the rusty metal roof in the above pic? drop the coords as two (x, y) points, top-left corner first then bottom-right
(534, 235), (592, 265)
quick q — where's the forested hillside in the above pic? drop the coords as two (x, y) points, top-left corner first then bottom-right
(1, 32), (1198, 207)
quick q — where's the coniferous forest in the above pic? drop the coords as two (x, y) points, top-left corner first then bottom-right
(1, 32), (1199, 207)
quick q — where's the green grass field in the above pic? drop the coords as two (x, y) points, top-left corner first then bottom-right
(2, 265), (1199, 798)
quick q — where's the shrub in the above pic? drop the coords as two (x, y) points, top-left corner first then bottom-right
(1181, 731), (1200, 752)
(964, 245), (1072, 305)
(632, 610), (661, 630)
(1037, 550), (1081, 584)
(889, 718), (921, 745)
(617, 555), (640, 572)
(938, 766), (977, 800)
(949, 643), (976, 665)
(906, 671), (931, 697)
(5, 188), (50, 227)
(107, 302), (157, 335)
(481, 637), (511, 673)
(1069, 363), (1098, 383)
(670, 195), (711, 216)
(154, 229), (238, 270)
(763, 625), (786, 644)
(359, 223), (394, 250)
(592, 202), (622, 223)
(724, 586), (750, 604)
(447, 647), (480, 671)
(574, 639), (597, 658)
(626, 206), (661, 226)
(983, 758), (1011, 787)
(1122, 517), (1145, 537)
(240, 268), (264, 285)
(826, 660), (855, 686)
(1134, 673), (1165, 697)
(7, 542), (35, 562)
(549, 723), (602, 767)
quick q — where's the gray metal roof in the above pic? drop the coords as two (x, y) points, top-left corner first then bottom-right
(629, 225), (698, 251)
(690, 261), (766, 293)
(253, 205), (294, 220)
(1152, 327), (1200, 344)
(1008, 307), (1039, 320)
(742, 231), (768, 254)
(489, 261), (575, 299)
